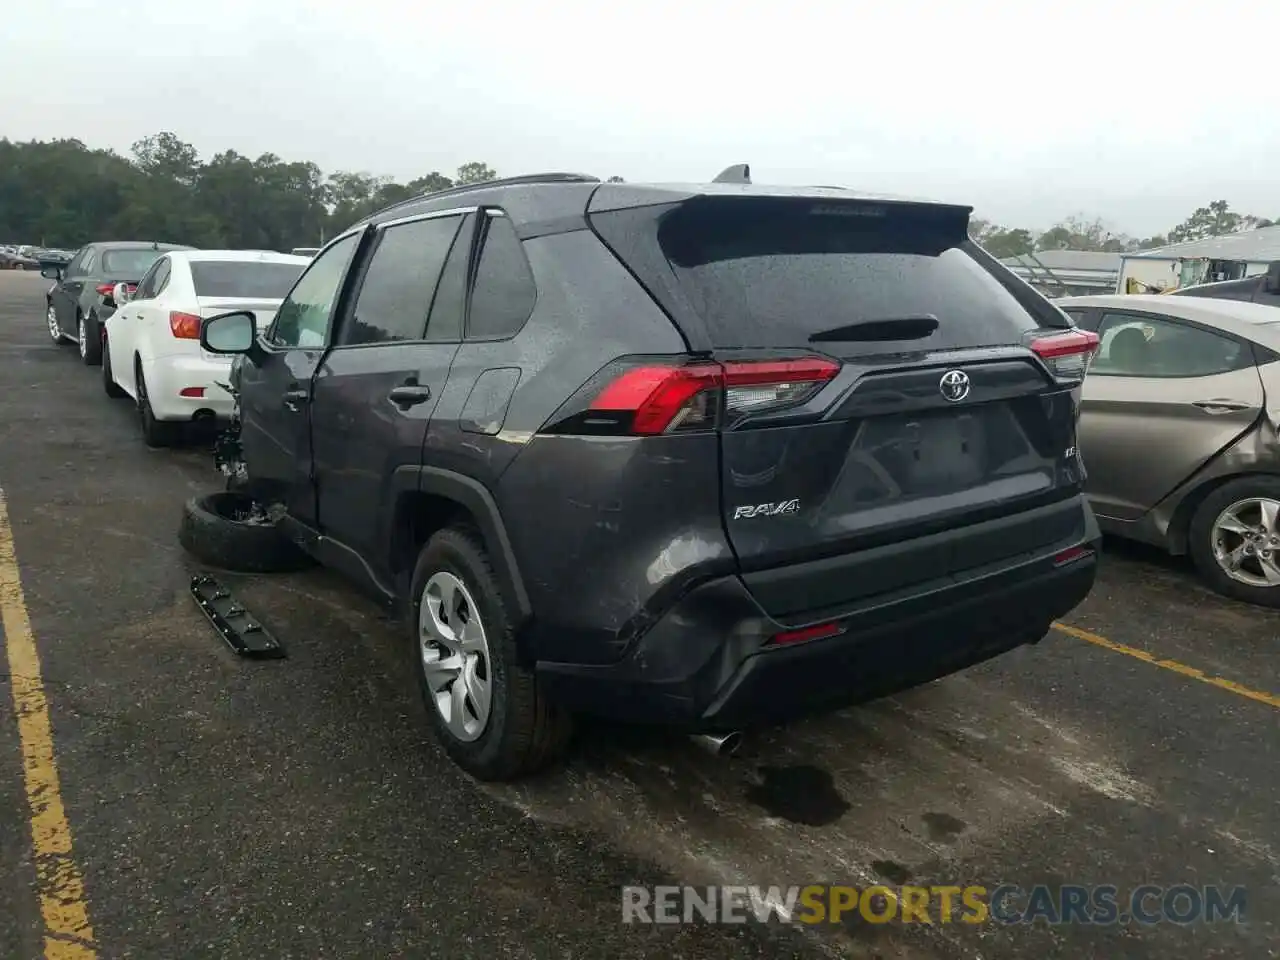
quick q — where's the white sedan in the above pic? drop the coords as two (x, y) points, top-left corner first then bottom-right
(102, 250), (310, 446)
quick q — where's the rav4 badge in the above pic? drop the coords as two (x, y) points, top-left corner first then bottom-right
(733, 499), (801, 520)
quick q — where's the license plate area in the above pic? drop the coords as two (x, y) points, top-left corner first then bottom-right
(834, 407), (1011, 508)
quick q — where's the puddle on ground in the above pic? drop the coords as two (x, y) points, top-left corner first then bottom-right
(744, 764), (850, 827)
(921, 811), (967, 842)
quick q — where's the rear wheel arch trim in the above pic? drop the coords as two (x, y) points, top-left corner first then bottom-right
(389, 466), (531, 620)
(1166, 470), (1280, 554)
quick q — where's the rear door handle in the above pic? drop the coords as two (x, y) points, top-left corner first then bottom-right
(388, 384), (432, 408)
(1192, 399), (1252, 413)
(283, 388), (309, 411)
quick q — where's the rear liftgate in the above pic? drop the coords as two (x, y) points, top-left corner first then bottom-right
(190, 574), (286, 659)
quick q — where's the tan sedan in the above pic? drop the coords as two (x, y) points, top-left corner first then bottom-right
(1059, 293), (1280, 606)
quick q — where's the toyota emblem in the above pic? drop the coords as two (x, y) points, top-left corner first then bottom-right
(939, 370), (971, 402)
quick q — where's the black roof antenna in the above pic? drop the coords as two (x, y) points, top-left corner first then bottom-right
(712, 163), (751, 184)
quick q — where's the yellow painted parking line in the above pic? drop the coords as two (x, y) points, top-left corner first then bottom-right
(1053, 621), (1280, 711)
(0, 490), (97, 959)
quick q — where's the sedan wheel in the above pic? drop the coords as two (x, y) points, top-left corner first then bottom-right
(1210, 497), (1280, 587)
(1189, 476), (1280, 608)
(47, 304), (65, 344)
(77, 316), (87, 358)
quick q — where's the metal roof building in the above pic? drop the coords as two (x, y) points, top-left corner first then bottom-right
(1124, 224), (1280, 262)
(1118, 225), (1280, 294)
(1000, 250), (1122, 297)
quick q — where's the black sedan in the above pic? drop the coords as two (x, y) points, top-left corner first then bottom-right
(43, 241), (193, 365)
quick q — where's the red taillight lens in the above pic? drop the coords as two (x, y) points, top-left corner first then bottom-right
(1029, 329), (1099, 384)
(95, 283), (114, 296)
(768, 622), (844, 646)
(1052, 545), (1095, 567)
(169, 311), (202, 339)
(586, 357), (839, 435)
(178, 387), (205, 398)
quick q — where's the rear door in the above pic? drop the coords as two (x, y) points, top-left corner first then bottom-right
(591, 194), (1085, 585)
(1078, 309), (1263, 520)
(52, 247), (91, 331)
(309, 210), (472, 577)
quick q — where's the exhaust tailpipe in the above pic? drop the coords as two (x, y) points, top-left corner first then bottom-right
(689, 731), (743, 757)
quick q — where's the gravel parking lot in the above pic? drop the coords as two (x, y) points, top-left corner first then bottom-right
(0, 268), (1276, 959)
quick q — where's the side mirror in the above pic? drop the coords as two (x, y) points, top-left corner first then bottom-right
(112, 282), (131, 305)
(40, 264), (62, 280)
(1265, 261), (1280, 295)
(201, 311), (257, 355)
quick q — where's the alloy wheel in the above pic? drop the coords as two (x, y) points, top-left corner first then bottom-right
(1212, 497), (1280, 587)
(46, 304), (61, 342)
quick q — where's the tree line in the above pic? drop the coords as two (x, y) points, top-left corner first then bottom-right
(972, 200), (1277, 259)
(0, 131), (1274, 258)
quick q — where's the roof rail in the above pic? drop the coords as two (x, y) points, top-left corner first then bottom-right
(712, 164), (751, 184)
(415, 171), (600, 201)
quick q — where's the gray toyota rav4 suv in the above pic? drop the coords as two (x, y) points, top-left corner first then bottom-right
(196, 171), (1101, 780)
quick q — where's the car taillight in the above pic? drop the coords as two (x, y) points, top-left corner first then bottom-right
(1028, 328), (1099, 384)
(169, 311), (202, 339)
(95, 283), (115, 296)
(580, 357), (839, 435)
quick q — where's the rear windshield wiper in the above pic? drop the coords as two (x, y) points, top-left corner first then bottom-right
(808, 315), (939, 343)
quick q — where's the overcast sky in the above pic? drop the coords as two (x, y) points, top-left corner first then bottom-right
(4, 0), (1276, 237)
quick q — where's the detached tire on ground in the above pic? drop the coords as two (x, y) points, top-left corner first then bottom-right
(178, 491), (313, 574)
(410, 526), (572, 781)
(1188, 475), (1280, 608)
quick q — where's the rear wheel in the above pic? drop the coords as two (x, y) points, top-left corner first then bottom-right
(135, 361), (182, 448)
(46, 303), (69, 345)
(1189, 476), (1280, 607)
(410, 526), (572, 781)
(78, 312), (103, 366)
(102, 336), (127, 398)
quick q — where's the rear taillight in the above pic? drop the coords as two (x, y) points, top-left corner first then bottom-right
(95, 283), (115, 297)
(169, 311), (202, 339)
(768, 621), (845, 646)
(579, 357), (839, 435)
(1029, 329), (1099, 384)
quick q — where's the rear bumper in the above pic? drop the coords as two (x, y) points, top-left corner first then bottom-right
(535, 499), (1100, 731)
(147, 355), (236, 421)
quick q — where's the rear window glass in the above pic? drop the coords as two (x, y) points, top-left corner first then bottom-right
(190, 261), (307, 299)
(101, 248), (166, 278)
(656, 200), (1043, 352)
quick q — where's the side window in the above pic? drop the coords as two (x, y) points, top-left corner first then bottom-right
(270, 233), (361, 349)
(80, 251), (97, 275)
(134, 259), (164, 300)
(466, 212), (537, 340)
(1091, 312), (1251, 378)
(339, 215), (462, 347)
(63, 248), (87, 275)
(424, 213), (475, 343)
(152, 259), (172, 297)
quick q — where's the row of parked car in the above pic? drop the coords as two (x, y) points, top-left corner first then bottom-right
(2, 244), (71, 270)
(40, 241), (313, 444)
(36, 172), (1280, 785)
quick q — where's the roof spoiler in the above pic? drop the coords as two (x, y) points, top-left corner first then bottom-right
(712, 164), (751, 184)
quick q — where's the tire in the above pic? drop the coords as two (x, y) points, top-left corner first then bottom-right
(410, 526), (571, 781)
(79, 312), (103, 366)
(178, 491), (314, 574)
(1188, 475), (1280, 607)
(135, 361), (183, 448)
(46, 302), (69, 345)
(102, 336), (127, 398)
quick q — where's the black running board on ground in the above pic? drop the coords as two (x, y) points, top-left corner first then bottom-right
(190, 574), (286, 659)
